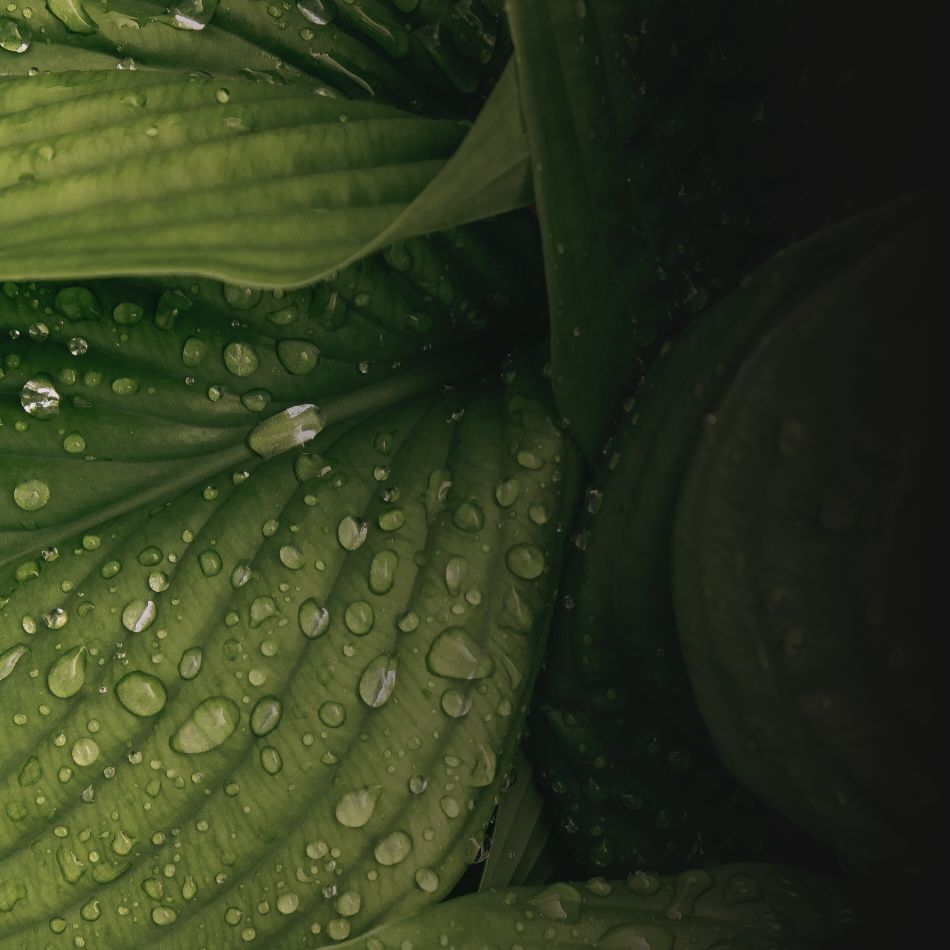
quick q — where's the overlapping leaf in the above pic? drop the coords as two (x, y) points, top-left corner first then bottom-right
(339, 863), (863, 948)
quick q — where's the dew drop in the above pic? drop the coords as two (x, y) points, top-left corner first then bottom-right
(116, 671), (167, 717)
(0, 644), (29, 682)
(170, 696), (240, 753)
(250, 695), (282, 736)
(179, 646), (203, 680)
(47, 646), (85, 699)
(223, 341), (259, 377)
(299, 599), (330, 638)
(21, 378), (60, 419)
(414, 868), (439, 892)
(368, 550), (398, 594)
(13, 478), (50, 511)
(121, 599), (157, 633)
(344, 600), (375, 635)
(373, 830), (412, 866)
(276, 339), (321, 375)
(506, 543), (545, 580)
(426, 628), (493, 680)
(335, 784), (382, 828)
(358, 655), (397, 708)
(337, 515), (368, 551)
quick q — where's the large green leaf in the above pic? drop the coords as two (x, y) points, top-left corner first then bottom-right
(338, 863), (863, 948)
(0, 64), (531, 287)
(507, 0), (929, 460)
(524, 197), (920, 877)
(0, 314), (580, 945)
(671, 201), (937, 882)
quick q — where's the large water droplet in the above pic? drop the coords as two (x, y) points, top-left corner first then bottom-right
(71, 737), (99, 767)
(373, 830), (412, 866)
(414, 867), (439, 892)
(358, 655), (397, 708)
(276, 339), (321, 375)
(170, 0), (220, 30)
(506, 543), (545, 579)
(116, 671), (167, 716)
(247, 404), (325, 459)
(47, 646), (85, 699)
(297, 0), (336, 26)
(170, 696), (240, 753)
(368, 550), (398, 594)
(250, 695), (282, 736)
(297, 599), (329, 640)
(426, 628), (493, 680)
(0, 16), (31, 53)
(122, 599), (157, 633)
(337, 515), (368, 551)
(335, 784), (382, 828)
(223, 341), (259, 377)
(13, 478), (50, 511)
(54, 286), (101, 321)
(0, 644), (29, 682)
(452, 501), (484, 532)
(21, 378), (60, 419)
(440, 688), (470, 718)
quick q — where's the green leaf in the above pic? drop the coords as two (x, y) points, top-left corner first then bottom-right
(4, 0), (511, 116)
(507, 0), (929, 460)
(0, 217), (545, 572)
(525, 196), (920, 876)
(0, 321), (581, 944)
(671, 199), (937, 879)
(337, 863), (863, 948)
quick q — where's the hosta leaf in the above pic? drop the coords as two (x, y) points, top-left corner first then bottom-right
(0, 348), (580, 945)
(0, 66), (530, 288)
(507, 0), (929, 460)
(525, 199), (918, 877)
(337, 863), (863, 948)
(3, 0), (510, 116)
(0, 214), (544, 573)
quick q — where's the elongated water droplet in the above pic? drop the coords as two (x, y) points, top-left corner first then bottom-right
(250, 695), (282, 736)
(47, 646), (85, 698)
(0, 644), (29, 682)
(116, 671), (167, 716)
(179, 646), (203, 680)
(337, 515), (368, 551)
(335, 784), (382, 828)
(427, 628), (493, 680)
(358, 655), (397, 708)
(122, 599), (156, 633)
(297, 0), (336, 26)
(368, 550), (398, 594)
(247, 404), (325, 459)
(170, 696), (240, 753)
(0, 16), (31, 53)
(344, 600), (374, 635)
(170, 0), (220, 31)
(299, 599), (330, 638)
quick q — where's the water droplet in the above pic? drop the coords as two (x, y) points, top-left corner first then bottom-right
(506, 543), (545, 579)
(358, 655), (397, 708)
(427, 628), (493, 680)
(179, 646), (203, 680)
(21, 378), (60, 419)
(344, 600), (375, 635)
(113, 302), (143, 325)
(223, 341), (259, 377)
(596, 924), (675, 950)
(299, 599), (330, 638)
(378, 507), (406, 531)
(13, 478), (50, 511)
(247, 404), (325, 459)
(54, 286), (101, 321)
(0, 16), (31, 54)
(516, 450), (544, 470)
(63, 432), (87, 454)
(46, 0), (98, 35)
(182, 337), (209, 367)
(470, 743), (497, 787)
(116, 671), (167, 716)
(71, 737), (99, 767)
(250, 695), (282, 736)
(414, 867), (439, 892)
(47, 646), (85, 698)
(397, 611), (419, 633)
(444, 555), (467, 597)
(297, 0), (336, 26)
(373, 830), (412, 866)
(440, 688), (470, 718)
(151, 906), (178, 926)
(261, 746), (283, 774)
(170, 696), (240, 753)
(170, 0), (220, 31)
(494, 478), (520, 508)
(335, 784), (382, 828)
(199, 549), (222, 576)
(318, 700), (346, 727)
(453, 500), (484, 532)
(279, 544), (305, 570)
(368, 550), (398, 594)
(276, 339), (321, 375)
(230, 562), (253, 588)
(337, 515), (368, 551)
(17, 755), (42, 787)
(0, 644), (29, 682)
(249, 596), (277, 627)
(122, 599), (157, 633)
